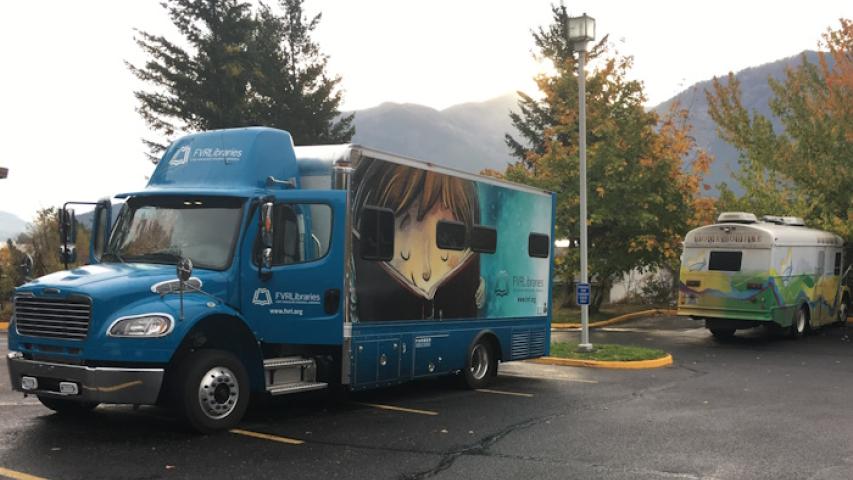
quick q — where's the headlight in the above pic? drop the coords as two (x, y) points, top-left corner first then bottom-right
(108, 314), (174, 338)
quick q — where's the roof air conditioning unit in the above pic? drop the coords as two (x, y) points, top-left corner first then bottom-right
(781, 216), (805, 227)
(717, 212), (758, 224)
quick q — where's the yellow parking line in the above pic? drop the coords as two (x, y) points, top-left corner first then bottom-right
(0, 467), (48, 480)
(229, 428), (304, 445)
(355, 402), (439, 416)
(475, 388), (534, 398)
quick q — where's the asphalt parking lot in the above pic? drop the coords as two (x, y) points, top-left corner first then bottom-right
(2, 317), (853, 480)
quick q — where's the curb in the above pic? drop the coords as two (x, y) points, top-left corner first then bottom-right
(0, 322), (8, 332)
(530, 353), (673, 370)
(551, 308), (678, 331)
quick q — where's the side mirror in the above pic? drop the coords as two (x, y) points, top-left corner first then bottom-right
(59, 208), (78, 267)
(91, 199), (112, 263)
(18, 254), (33, 280)
(260, 202), (274, 249)
(177, 257), (193, 282)
(61, 208), (78, 244)
(259, 202), (274, 279)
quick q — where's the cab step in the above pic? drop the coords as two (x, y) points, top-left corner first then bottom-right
(267, 381), (328, 396)
(263, 356), (325, 395)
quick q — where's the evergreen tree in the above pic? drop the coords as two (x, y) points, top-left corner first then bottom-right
(129, 0), (353, 162)
(129, 0), (256, 161)
(248, 0), (354, 144)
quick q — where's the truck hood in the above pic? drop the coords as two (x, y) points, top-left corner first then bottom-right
(19, 263), (230, 304)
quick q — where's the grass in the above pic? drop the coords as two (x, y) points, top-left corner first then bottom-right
(551, 303), (668, 325)
(549, 342), (667, 362)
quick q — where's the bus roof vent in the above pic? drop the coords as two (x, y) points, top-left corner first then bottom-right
(761, 215), (784, 225)
(781, 216), (806, 227)
(717, 212), (758, 224)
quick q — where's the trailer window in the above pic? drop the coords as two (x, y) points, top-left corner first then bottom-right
(708, 251), (742, 272)
(528, 233), (550, 258)
(471, 225), (497, 254)
(359, 206), (394, 261)
(436, 220), (467, 251)
(835, 252), (842, 275)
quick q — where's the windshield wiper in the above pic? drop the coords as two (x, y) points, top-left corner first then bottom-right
(125, 251), (183, 265)
(101, 251), (125, 264)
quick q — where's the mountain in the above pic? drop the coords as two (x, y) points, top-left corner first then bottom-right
(350, 93), (519, 174)
(0, 211), (27, 242)
(652, 51), (822, 191)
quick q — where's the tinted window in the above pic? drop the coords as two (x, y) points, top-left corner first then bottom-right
(360, 206), (394, 261)
(436, 220), (467, 251)
(471, 225), (497, 254)
(835, 252), (842, 275)
(528, 233), (550, 258)
(268, 203), (332, 266)
(708, 251), (742, 272)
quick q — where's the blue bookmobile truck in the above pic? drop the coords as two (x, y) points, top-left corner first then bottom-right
(6, 127), (555, 432)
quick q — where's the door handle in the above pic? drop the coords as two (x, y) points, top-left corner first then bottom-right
(324, 289), (341, 315)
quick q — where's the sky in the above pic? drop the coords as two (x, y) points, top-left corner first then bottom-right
(0, 0), (850, 222)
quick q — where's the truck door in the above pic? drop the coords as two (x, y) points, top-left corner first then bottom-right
(241, 190), (347, 345)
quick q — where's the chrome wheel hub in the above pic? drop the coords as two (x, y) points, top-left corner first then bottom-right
(198, 366), (239, 420)
(470, 344), (489, 381)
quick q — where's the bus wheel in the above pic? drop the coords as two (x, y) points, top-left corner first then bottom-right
(837, 295), (849, 325)
(174, 349), (250, 433)
(709, 328), (735, 341)
(462, 338), (497, 389)
(790, 307), (808, 339)
(38, 396), (99, 414)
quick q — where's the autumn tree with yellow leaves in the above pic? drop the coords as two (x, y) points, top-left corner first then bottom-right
(502, 5), (714, 312)
(707, 19), (853, 241)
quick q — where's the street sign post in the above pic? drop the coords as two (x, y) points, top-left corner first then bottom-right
(576, 282), (591, 306)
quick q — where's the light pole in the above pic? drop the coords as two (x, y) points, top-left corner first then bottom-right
(566, 13), (595, 352)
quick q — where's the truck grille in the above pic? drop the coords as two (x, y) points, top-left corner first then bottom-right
(14, 295), (92, 340)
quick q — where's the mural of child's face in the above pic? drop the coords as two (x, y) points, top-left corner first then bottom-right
(388, 202), (467, 298)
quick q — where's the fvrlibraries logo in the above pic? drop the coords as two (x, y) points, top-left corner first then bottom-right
(252, 288), (273, 306)
(168, 145), (191, 166)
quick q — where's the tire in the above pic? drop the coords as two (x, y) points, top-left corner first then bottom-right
(37, 396), (99, 414)
(709, 328), (735, 340)
(173, 349), (250, 434)
(790, 307), (809, 339)
(837, 295), (849, 325)
(461, 337), (498, 389)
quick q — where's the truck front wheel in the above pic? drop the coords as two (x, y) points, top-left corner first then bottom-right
(38, 396), (99, 414)
(174, 349), (250, 433)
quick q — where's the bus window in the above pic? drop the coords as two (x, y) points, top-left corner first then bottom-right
(528, 233), (550, 258)
(436, 220), (466, 250)
(708, 251), (742, 272)
(471, 225), (497, 254)
(835, 252), (842, 275)
(359, 206), (394, 261)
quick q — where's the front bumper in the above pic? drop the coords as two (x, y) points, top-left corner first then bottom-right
(6, 352), (164, 404)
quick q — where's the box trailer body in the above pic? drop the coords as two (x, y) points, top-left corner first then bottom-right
(677, 213), (848, 338)
(6, 127), (555, 431)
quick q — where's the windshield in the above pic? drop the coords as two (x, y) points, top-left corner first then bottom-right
(106, 196), (244, 270)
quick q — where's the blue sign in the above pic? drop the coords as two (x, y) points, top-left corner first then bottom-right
(576, 283), (591, 306)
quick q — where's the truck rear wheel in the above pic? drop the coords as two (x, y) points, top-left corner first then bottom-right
(37, 396), (99, 414)
(462, 338), (497, 389)
(837, 294), (849, 325)
(174, 349), (250, 433)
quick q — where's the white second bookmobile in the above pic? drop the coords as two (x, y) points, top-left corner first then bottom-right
(678, 212), (849, 339)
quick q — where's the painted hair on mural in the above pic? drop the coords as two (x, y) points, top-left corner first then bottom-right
(352, 158), (480, 228)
